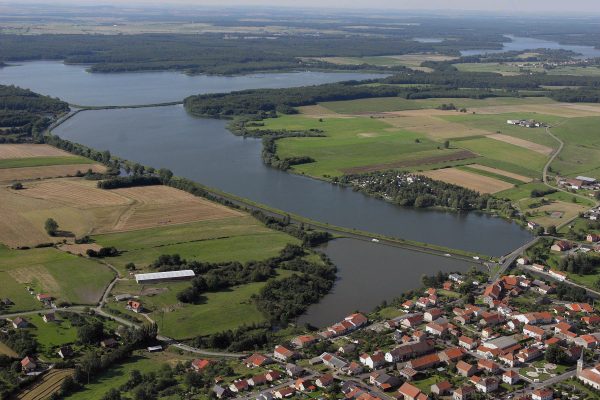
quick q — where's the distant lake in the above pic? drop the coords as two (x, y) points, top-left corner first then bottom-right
(53, 105), (531, 256)
(299, 238), (474, 327)
(0, 61), (385, 106)
(461, 35), (600, 58)
(413, 37), (445, 43)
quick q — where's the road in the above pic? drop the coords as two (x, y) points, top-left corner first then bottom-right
(490, 236), (540, 281)
(523, 264), (600, 298)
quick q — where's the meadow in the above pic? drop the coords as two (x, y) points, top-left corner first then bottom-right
(0, 245), (115, 311)
(455, 62), (600, 77)
(549, 116), (600, 179)
(0, 156), (95, 169)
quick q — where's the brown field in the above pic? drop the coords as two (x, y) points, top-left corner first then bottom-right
(471, 102), (600, 117)
(0, 163), (106, 183)
(467, 164), (533, 183)
(0, 144), (72, 159)
(342, 150), (478, 174)
(16, 369), (75, 400)
(528, 200), (589, 227)
(109, 185), (243, 232)
(0, 179), (244, 248)
(380, 114), (492, 139)
(421, 168), (514, 194)
(9, 265), (61, 294)
(487, 133), (554, 155)
(0, 341), (18, 357)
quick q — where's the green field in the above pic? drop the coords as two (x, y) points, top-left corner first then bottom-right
(549, 116), (600, 179)
(259, 113), (462, 177)
(18, 314), (78, 359)
(109, 272), (294, 338)
(319, 96), (554, 114)
(0, 156), (94, 169)
(93, 217), (300, 272)
(0, 245), (114, 311)
(455, 63), (600, 77)
(456, 137), (549, 178)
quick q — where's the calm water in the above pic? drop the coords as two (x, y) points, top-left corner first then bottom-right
(299, 238), (474, 327)
(461, 35), (600, 58)
(54, 105), (531, 255)
(0, 61), (384, 106)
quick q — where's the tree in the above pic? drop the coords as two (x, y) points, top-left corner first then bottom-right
(443, 140), (450, 149)
(158, 168), (173, 183)
(101, 388), (121, 400)
(10, 182), (23, 190)
(44, 218), (59, 236)
(534, 226), (545, 236)
(77, 321), (104, 344)
(547, 225), (557, 235)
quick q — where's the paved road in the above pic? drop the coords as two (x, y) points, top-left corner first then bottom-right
(490, 236), (540, 281)
(523, 264), (600, 298)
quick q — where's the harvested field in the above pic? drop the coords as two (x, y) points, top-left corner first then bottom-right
(0, 163), (106, 183)
(528, 200), (589, 227)
(467, 164), (533, 183)
(21, 179), (131, 209)
(16, 369), (75, 400)
(9, 265), (61, 294)
(108, 185), (243, 232)
(487, 133), (554, 155)
(0, 144), (71, 159)
(342, 150), (477, 174)
(58, 243), (103, 256)
(381, 114), (492, 139)
(421, 168), (514, 194)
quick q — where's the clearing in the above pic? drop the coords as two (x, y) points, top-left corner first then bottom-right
(420, 168), (514, 194)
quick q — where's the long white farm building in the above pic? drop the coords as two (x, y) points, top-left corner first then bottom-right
(135, 270), (195, 284)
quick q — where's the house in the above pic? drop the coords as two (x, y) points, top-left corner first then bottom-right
(424, 308), (443, 322)
(212, 385), (230, 399)
(292, 335), (317, 348)
(551, 240), (573, 252)
(575, 334), (599, 349)
(477, 359), (500, 374)
(285, 363), (304, 377)
(370, 371), (400, 391)
(439, 347), (466, 364)
(449, 274), (465, 284)
(338, 343), (356, 354)
(101, 338), (118, 348)
(470, 376), (498, 393)
(398, 367), (419, 381)
(406, 353), (440, 370)
(425, 322), (447, 336)
(566, 303), (594, 313)
(266, 370), (282, 382)
(517, 347), (543, 363)
(36, 293), (52, 302)
(135, 270), (195, 284)
(385, 340), (434, 363)
(274, 345), (297, 362)
(320, 352), (348, 370)
(458, 336), (477, 350)
(503, 370), (520, 385)
(359, 351), (385, 369)
(12, 317), (28, 329)
(582, 315), (600, 325)
(345, 313), (368, 329)
(499, 352), (519, 368)
(456, 361), (477, 377)
(523, 324), (546, 341)
(431, 381), (452, 396)
(274, 387), (295, 399)
(191, 359), (211, 372)
(402, 300), (415, 310)
(126, 300), (143, 313)
(244, 353), (273, 368)
(42, 313), (56, 323)
(587, 233), (600, 243)
(57, 346), (73, 359)
(345, 361), (363, 376)
(527, 221), (540, 230)
(549, 269), (567, 281)
(578, 363), (600, 390)
(295, 378), (315, 392)
(453, 385), (475, 400)
(21, 356), (37, 372)
(402, 314), (423, 328)
(114, 293), (133, 302)
(228, 379), (248, 393)
(316, 373), (334, 388)
(532, 388), (554, 400)
(398, 382), (427, 400)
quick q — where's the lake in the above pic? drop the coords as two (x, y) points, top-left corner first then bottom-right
(298, 238), (475, 327)
(0, 61), (385, 106)
(461, 35), (600, 58)
(54, 105), (531, 255)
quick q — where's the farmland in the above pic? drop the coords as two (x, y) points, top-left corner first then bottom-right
(311, 53), (458, 72)
(455, 62), (600, 77)
(421, 167), (514, 194)
(16, 369), (75, 400)
(0, 164), (106, 183)
(0, 245), (115, 311)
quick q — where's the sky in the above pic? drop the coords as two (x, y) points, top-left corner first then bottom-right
(13, 0), (600, 14)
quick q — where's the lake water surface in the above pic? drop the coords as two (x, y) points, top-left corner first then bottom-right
(0, 61), (384, 106)
(298, 238), (474, 326)
(54, 105), (531, 255)
(461, 35), (600, 58)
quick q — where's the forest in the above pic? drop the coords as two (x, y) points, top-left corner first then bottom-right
(0, 85), (69, 142)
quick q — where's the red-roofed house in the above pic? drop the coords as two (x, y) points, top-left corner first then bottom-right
(523, 324), (546, 341)
(292, 335), (317, 348)
(398, 382), (426, 400)
(191, 359), (212, 372)
(273, 345), (297, 362)
(503, 370), (520, 385)
(431, 381), (452, 396)
(244, 353), (272, 368)
(458, 336), (477, 350)
(532, 388), (554, 400)
(20, 356), (37, 372)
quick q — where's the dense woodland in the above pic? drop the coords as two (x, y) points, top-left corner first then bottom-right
(0, 85), (69, 142)
(340, 171), (515, 216)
